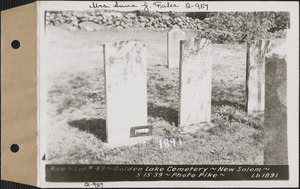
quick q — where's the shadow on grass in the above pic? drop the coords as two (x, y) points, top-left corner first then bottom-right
(148, 102), (178, 126)
(68, 118), (107, 142)
(212, 99), (246, 110)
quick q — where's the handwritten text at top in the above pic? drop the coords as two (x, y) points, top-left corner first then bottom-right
(89, 1), (209, 11)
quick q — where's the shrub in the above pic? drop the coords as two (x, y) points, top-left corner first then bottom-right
(270, 12), (290, 32)
(199, 12), (290, 43)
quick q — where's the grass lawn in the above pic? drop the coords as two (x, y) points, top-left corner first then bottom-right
(44, 26), (263, 164)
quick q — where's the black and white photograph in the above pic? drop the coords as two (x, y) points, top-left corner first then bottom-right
(36, 1), (299, 188)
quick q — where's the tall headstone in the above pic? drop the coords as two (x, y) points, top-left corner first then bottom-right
(264, 41), (287, 165)
(246, 40), (274, 114)
(179, 38), (213, 126)
(167, 29), (185, 69)
(104, 40), (149, 146)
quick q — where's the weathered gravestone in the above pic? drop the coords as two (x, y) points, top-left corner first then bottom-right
(167, 29), (185, 69)
(264, 41), (287, 165)
(179, 38), (213, 127)
(104, 40), (151, 146)
(246, 40), (274, 114)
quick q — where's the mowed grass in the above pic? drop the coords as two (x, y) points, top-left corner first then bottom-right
(45, 26), (263, 164)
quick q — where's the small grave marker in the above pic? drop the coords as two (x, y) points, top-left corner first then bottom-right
(130, 125), (153, 138)
(167, 29), (185, 69)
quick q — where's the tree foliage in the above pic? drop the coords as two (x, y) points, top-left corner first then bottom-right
(198, 12), (290, 43)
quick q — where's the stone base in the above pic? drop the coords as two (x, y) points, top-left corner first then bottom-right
(103, 136), (152, 148)
(179, 122), (215, 134)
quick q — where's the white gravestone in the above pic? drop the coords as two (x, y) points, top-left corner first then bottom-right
(167, 29), (185, 69)
(104, 40), (148, 146)
(246, 40), (274, 114)
(179, 38), (213, 126)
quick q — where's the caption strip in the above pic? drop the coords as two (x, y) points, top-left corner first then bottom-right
(46, 165), (288, 182)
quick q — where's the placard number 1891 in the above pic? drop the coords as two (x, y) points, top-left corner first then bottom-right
(159, 138), (182, 148)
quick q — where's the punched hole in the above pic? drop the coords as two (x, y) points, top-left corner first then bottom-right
(10, 144), (19, 153)
(11, 40), (20, 49)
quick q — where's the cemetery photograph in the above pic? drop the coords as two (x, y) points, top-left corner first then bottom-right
(42, 10), (289, 165)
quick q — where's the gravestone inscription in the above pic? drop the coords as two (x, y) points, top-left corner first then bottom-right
(104, 40), (148, 146)
(167, 29), (185, 69)
(179, 38), (213, 126)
